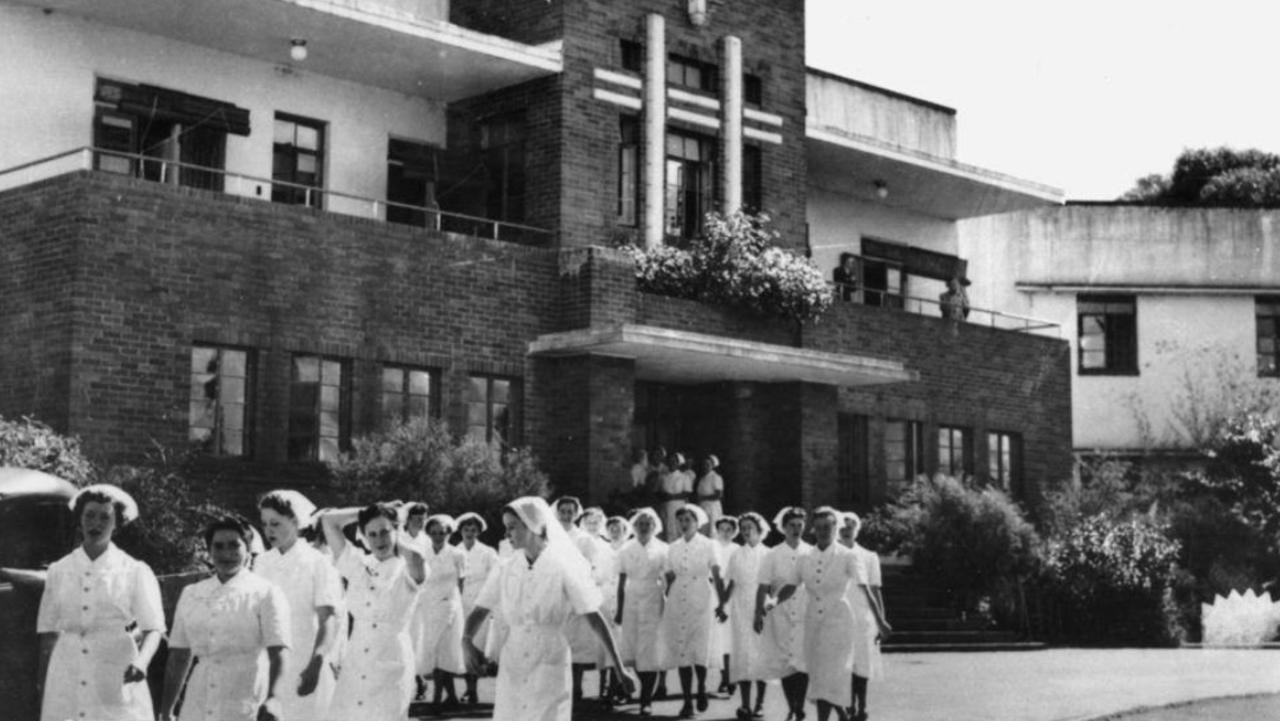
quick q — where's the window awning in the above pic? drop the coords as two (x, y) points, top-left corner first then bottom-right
(528, 324), (918, 387)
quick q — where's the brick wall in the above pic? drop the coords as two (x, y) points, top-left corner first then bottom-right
(450, 0), (564, 44)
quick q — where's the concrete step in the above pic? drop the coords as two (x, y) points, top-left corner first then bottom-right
(883, 640), (1048, 653)
(885, 629), (1021, 645)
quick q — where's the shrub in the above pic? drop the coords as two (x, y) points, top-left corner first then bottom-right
(326, 417), (551, 523)
(1186, 411), (1280, 549)
(0, 415), (94, 486)
(1043, 513), (1184, 645)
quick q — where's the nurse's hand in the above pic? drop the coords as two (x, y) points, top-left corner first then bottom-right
(123, 663), (146, 684)
(298, 653), (325, 696)
(618, 667), (640, 697)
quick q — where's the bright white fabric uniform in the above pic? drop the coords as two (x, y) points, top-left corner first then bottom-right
(757, 540), (811, 678)
(848, 544), (884, 680)
(695, 471), (724, 529)
(709, 538), (736, 661)
(570, 533), (618, 666)
(617, 537), (668, 671)
(659, 533), (718, 668)
(169, 571), (291, 721)
(486, 542), (516, 660)
(798, 543), (859, 707)
(413, 544), (467, 675)
(475, 548), (603, 721)
(255, 542), (343, 721)
(37, 544), (164, 721)
(458, 540), (500, 649)
(327, 547), (424, 721)
(724, 543), (768, 683)
(658, 472), (692, 541)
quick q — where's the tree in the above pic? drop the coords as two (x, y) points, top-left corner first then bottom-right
(1120, 146), (1280, 207)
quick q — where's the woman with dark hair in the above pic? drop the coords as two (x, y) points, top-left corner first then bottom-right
(14, 484), (164, 721)
(660, 504), (724, 718)
(722, 512), (770, 719)
(415, 514), (467, 710)
(256, 490), (343, 721)
(318, 504), (428, 721)
(159, 516), (290, 721)
(454, 511), (498, 705)
(461, 497), (636, 721)
(614, 508), (668, 716)
(755, 506), (813, 721)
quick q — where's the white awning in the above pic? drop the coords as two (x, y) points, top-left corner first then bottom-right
(528, 324), (917, 386)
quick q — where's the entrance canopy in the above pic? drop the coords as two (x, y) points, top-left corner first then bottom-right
(528, 324), (917, 386)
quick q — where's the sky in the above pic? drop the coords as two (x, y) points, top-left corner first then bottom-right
(805, 0), (1280, 200)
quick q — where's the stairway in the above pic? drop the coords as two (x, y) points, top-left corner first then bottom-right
(879, 564), (1046, 653)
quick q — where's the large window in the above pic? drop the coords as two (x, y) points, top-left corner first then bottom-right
(466, 375), (519, 445)
(884, 419), (924, 498)
(1078, 294), (1138, 375)
(742, 143), (763, 213)
(667, 55), (718, 93)
(665, 130), (716, 241)
(987, 431), (1021, 492)
(288, 356), (349, 462)
(618, 116), (640, 226)
(480, 115), (526, 223)
(1258, 296), (1280, 377)
(381, 366), (437, 428)
(938, 425), (972, 477)
(837, 414), (869, 505)
(189, 346), (252, 457)
(273, 113), (325, 208)
(386, 138), (437, 227)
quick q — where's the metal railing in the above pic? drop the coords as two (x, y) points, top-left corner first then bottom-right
(0, 147), (554, 246)
(831, 281), (1061, 337)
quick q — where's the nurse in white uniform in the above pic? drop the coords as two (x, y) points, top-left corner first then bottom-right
(614, 507), (668, 716)
(710, 515), (739, 695)
(455, 511), (499, 705)
(461, 496), (636, 721)
(159, 516), (291, 721)
(417, 514), (467, 708)
(720, 511), (770, 720)
(839, 513), (891, 721)
(25, 484), (163, 721)
(755, 506), (812, 721)
(256, 490), (343, 721)
(319, 503), (428, 721)
(660, 504), (724, 718)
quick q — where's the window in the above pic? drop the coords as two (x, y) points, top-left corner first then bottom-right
(618, 116), (640, 225)
(837, 414), (869, 505)
(742, 144), (763, 212)
(1078, 295), (1138, 374)
(381, 366), (437, 427)
(386, 138), (437, 227)
(466, 375), (520, 446)
(665, 130), (716, 240)
(273, 114), (325, 208)
(288, 356), (349, 462)
(667, 55), (717, 93)
(938, 425), (973, 477)
(988, 432), (1021, 492)
(884, 419), (924, 498)
(189, 346), (252, 457)
(480, 115), (526, 223)
(744, 73), (764, 106)
(620, 39), (643, 73)
(1258, 296), (1280, 377)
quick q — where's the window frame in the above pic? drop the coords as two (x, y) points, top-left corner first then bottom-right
(742, 143), (763, 213)
(664, 127), (717, 242)
(884, 418), (925, 494)
(938, 425), (973, 477)
(465, 374), (522, 447)
(837, 413), (870, 506)
(287, 354), (350, 463)
(272, 112), (326, 208)
(667, 54), (718, 94)
(188, 344), (254, 458)
(987, 431), (1021, 493)
(1257, 295), (1280, 378)
(479, 114), (526, 223)
(617, 115), (640, 226)
(1077, 294), (1139, 376)
(380, 364), (440, 428)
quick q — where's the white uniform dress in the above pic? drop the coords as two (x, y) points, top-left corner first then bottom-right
(798, 543), (860, 707)
(414, 543), (467, 675)
(617, 537), (668, 671)
(848, 544), (884, 680)
(328, 547), (424, 721)
(169, 571), (291, 721)
(458, 540), (500, 650)
(658, 472), (692, 542)
(571, 533), (619, 667)
(37, 544), (164, 721)
(758, 540), (811, 679)
(725, 543), (768, 683)
(486, 542), (516, 660)
(695, 471), (724, 530)
(255, 541), (344, 721)
(659, 533), (718, 668)
(475, 547), (603, 721)
(710, 538), (736, 661)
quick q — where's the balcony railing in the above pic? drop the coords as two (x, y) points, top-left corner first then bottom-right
(831, 281), (1061, 337)
(0, 147), (554, 246)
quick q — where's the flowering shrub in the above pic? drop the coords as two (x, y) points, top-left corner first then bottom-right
(623, 211), (833, 323)
(0, 415), (94, 485)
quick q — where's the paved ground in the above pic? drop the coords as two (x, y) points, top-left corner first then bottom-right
(412, 648), (1280, 721)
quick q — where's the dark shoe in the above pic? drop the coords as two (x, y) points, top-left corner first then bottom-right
(679, 701), (696, 718)
(655, 684), (668, 701)
(640, 704), (653, 717)
(696, 691), (709, 712)
(736, 707), (753, 720)
(462, 690), (478, 706)
(752, 701), (765, 719)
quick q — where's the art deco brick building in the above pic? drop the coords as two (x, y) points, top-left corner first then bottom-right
(0, 0), (1071, 512)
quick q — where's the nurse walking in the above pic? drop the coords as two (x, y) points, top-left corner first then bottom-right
(755, 506), (812, 721)
(461, 496), (636, 721)
(455, 511), (499, 705)
(22, 485), (164, 721)
(159, 516), (291, 721)
(720, 512), (770, 720)
(256, 490), (343, 721)
(416, 514), (468, 709)
(319, 504), (428, 721)
(660, 504), (724, 718)
(840, 513), (892, 721)
(614, 508), (669, 716)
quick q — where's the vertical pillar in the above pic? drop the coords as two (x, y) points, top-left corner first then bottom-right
(643, 13), (667, 249)
(721, 35), (743, 214)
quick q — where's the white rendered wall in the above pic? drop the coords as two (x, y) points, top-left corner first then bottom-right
(0, 6), (444, 212)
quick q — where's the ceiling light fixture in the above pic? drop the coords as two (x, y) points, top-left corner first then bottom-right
(290, 39), (308, 62)
(874, 180), (889, 199)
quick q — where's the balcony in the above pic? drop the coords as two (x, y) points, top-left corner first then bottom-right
(0, 147), (553, 246)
